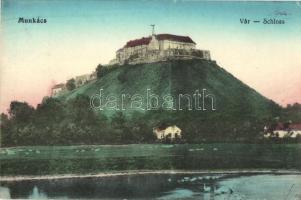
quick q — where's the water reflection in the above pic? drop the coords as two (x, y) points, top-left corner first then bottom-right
(28, 186), (48, 199)
(0, 186), (11, 199)
(1, 173), (301, 199)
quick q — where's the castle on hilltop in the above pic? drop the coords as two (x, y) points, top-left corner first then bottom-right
(109, 26), (211, 65)
(51, 27), (212, 96)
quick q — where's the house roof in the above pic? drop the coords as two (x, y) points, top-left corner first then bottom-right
(52, 83), (65, 89)
(274, 122), (301, 131)
(154, 125), (180, 131)
(123, 34), (196, 48)
(275, 123), (284, 130)
(290, 123), (301, 130)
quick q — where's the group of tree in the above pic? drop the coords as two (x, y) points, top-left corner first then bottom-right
(0, 95), (155, 147)
(281, 103), (301, 123)
(1, 95), (301, 147)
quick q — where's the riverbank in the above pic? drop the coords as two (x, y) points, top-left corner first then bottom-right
(1, 169), (301, 182)
(1, 144), (301, 176)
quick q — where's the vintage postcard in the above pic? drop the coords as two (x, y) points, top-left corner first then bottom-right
(0, 0), (301, 199)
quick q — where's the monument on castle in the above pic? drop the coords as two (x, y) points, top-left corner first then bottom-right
(109, 25), (211, 65)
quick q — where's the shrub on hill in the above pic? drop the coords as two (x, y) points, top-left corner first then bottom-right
(66, 78), (76, 91)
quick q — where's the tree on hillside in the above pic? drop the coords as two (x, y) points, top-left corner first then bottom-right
(282, 103), (301, 122)
(8, 101), (35, 123)
(110, 111), (131, 143)
(111, 111), (126, 129)
(0, 113), (11, 146)
(96, 64), (103, 78)
(36, 97), (65, 123)
(0, 101), (36, 146)
(68, 95), (98, 123)
(96, 64), (108, 78)
(66, 78), (76, 91)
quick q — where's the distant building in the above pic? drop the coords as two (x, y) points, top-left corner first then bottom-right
(289, 123), (301, 136)
(51, 70), (96, 97)
(153, 125), (182, 140)
(51, 83), (65, 96)
(74, 72), (97, 87)
(74, 74), (92, 87)
(109, 28), (211, 65)
(264, 122), (301, 138)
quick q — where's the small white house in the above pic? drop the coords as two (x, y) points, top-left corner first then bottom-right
(153, 125), (182, 140)
(264, 123), (301, 138)
(289, 123), (301, 137)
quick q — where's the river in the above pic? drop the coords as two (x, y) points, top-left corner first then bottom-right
(1, 172), (301, 199)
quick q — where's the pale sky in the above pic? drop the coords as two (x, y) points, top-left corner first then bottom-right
(1, 0), (301, 113)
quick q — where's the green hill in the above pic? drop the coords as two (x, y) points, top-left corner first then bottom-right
(58, 59), (281, 141)
(59, 59), (279, 116)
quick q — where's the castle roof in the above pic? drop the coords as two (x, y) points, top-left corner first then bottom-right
(124, 37), (152, 48)
(123, 34), (195, 48)
(156, 34), (196, 44)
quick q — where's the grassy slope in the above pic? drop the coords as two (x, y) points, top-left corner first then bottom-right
(170, 60), (279, 118)
(58, 59), (279, 120)
(59, 62), (171, 117)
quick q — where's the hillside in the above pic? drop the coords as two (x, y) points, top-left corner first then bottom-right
(58, 59), (281, 140)
(59, 59), (279, 116)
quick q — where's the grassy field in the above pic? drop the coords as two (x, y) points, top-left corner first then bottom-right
(1, 144), (301, 176)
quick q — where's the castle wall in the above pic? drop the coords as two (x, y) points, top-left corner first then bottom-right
(148, 36), (160, 50)
(160, 40), (195, 50)
(117, 44), (148, 63)
(112, 38), (208, 65)
(127, 49), (211, 65)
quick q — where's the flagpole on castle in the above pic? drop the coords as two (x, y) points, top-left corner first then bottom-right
(150, 24), (155, 35)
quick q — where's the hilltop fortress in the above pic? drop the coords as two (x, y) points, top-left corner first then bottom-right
(51, 28), (211, 96)
(109, 29), (211, 65)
